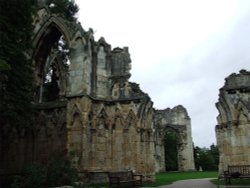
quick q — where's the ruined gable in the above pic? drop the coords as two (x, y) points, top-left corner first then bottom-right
(154, 105), (195, 172)
(216, 70), (250, 174)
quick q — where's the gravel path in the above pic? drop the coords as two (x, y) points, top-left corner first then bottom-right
(144, 178), (217, 188)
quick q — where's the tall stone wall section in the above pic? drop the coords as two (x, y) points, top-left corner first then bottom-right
(29, 5), (156, 176)
(154, 105), (195, 172)
(216, 70), (250, 174)
(67, 97), (155, 174)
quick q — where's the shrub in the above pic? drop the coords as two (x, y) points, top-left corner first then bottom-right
(46, 155), (79, 187)
(11, 164), (47, 188)
(11, 156), (78, 188)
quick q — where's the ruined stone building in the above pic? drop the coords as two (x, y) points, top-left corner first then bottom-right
(216, 70), (250, 174)
(0, 2), (195, 180)
(154, 106), (195, 172)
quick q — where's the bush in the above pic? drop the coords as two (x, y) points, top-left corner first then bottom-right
(11, 164), (47, 188)
(46, 156), (78, 187)
(11, 156), (78, 188)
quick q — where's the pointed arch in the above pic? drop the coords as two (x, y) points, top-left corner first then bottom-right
(112, 107), (125, 130)
(218, 95), (234, 126)
(236, 100), (250, 125)
(32, 14), (77, 103)
(124, 109), (137, 130)
(33, 17), (72, 68)
(69, 104), (84, 126)
(95, 108), (109, 130)
(33, 16), (73, 52)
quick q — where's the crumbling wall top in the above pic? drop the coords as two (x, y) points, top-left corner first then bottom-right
(223, 69), (250, 91)
(154, 105), (190, 129)
(111, 47), (131, 78)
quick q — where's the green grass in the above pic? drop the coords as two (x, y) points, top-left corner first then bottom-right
(144, 171), (218, 187)
(211, 178), (250, 186)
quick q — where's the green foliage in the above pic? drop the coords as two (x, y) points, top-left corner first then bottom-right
(0, 59), (11, 71)
(0, 0), (36, 127)
(11, 164), (47, 188)
(46, 155), (78, 187)
(194, 144), (219, 171)
(210, 144), (219, 167)
(164, 131), (178, 171)
(164, 133), (219, 172)
(46, 0), (79, 21)
(11, 156), (79, 188)
(212, 178), (250, 186)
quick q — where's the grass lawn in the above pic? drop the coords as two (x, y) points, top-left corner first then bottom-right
(211, 178), (250, 186)
(144, 171), (218, 187)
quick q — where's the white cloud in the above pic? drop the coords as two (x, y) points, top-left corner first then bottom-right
(75, 0), (250, 147)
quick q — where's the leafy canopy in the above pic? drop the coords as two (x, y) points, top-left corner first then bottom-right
(46, 0), (79, 21)
(0, 0), (36, 127)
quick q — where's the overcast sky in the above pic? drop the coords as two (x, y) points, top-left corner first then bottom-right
(75, 0), (250, 148)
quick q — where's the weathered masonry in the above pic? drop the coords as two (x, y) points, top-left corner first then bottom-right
(216, 70), (250, 174)
(154, 106), (195, 172)
(0, 2), (195, 179)
(33, 5), (155, 175)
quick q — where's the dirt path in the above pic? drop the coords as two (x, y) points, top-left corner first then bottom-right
(144, 178), (217, 188)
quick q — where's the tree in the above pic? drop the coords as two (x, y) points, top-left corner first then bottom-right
(164, 131), (178, 171)
(0, 0), (36, 128)
(0, 0), (79, 128)
(209, 144), (219, 170)
(194, 144), (219, 171)
(46, 0), (79, 21)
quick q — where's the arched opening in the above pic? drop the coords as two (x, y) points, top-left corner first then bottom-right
(164, 130), (178, 171)
(162, 124), (189, 171)
(33, 22), (70, 103)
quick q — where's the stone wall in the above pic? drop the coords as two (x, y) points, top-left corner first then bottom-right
(0, 103), (67, 172)
(28, 5), (156, 176)
(216, 70), (250, 174)
(66, 96), (155, 174)
(154, 105), (195, 172)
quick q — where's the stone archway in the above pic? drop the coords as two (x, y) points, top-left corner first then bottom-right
(164, 124), (190, 171)
(32, 15), (73, 102)
(29, 5), (87, 166)
(154, 105), (195, 172)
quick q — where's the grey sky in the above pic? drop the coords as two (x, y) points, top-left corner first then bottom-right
(75, 0), (250, 147)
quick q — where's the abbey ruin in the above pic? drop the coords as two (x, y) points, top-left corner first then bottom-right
(0, 2), (195, 181)
(216, 70), (250, 174)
